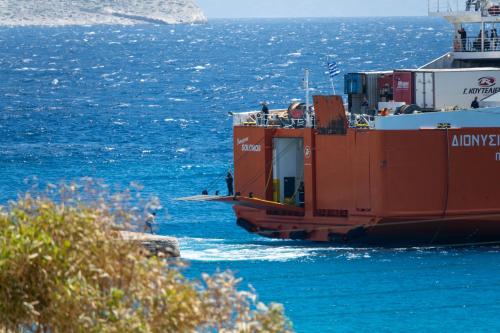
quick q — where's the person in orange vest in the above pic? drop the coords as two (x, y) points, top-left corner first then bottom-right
(379, 108), (389, 116)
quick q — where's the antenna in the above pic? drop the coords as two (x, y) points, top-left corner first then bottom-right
(305, 69), (310, 111)
(304, 69), (312, 128)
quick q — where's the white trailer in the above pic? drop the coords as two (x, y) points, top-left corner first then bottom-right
(414, 68), (500, 110)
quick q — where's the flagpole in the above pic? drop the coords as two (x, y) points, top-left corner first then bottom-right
(330, 78), (336, 96)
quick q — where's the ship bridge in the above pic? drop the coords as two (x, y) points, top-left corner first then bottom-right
(427, 0), (500, 67)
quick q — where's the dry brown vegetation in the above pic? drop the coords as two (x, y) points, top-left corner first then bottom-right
(0, 181), (293, 333)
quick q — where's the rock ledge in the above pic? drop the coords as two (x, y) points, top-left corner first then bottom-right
(121, 231), (181, 258)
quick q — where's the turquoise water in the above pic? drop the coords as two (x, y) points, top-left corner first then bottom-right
(1, 18), (499, 332)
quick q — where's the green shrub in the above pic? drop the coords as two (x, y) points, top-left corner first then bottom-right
(0, 182), (293, 333)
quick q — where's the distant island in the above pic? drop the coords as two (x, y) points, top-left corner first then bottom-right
(0, 0), (207, 26)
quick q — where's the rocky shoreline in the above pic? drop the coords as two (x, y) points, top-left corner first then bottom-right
(121, 231), (181, 258)
(0, 0), (206, 26)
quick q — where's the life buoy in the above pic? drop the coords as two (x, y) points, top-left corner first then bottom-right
(488, 5), (500, 15)
(287, 102), (306, 119)
(290, 108), (305, 119)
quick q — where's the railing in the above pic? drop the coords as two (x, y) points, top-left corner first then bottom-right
(429, 0), (500, 15)
(232, 109), (290, 127)
(232, 109), (315, 129)
(429, 0), (464, 13)
(232, 111), (260, 126)
(454, 36), (500, 52)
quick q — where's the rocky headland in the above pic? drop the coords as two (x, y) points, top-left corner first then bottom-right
(0, 0), (207, 26)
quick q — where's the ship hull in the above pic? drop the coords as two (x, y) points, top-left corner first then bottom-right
(231, 96), (500, 247)
(235, 207), (500, 247)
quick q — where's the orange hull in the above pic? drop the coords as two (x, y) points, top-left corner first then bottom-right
(231, 96), (500, 246)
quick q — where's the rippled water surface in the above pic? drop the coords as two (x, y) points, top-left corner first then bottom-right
(1, 18), (499, 332)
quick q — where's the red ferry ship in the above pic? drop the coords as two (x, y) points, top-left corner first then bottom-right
(184, 0), (500, 246)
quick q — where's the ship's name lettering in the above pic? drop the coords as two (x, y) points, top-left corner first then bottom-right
(462, 87), (500, 95)
(451, 134), (500, 147)
(237, 137), (249, 145)
(497, 152), (500, 161)
(242, 144), (262, 152)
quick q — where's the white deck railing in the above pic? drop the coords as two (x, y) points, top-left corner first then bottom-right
(429, 0), (462, 13)
(232, 109), (289, 127)
(454, 36), (500, 52)
(429, 0), (500, 15)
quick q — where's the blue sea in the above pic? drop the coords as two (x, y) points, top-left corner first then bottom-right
(1, 17), (500, 332)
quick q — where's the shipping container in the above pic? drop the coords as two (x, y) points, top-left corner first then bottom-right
(345, 71), (393, 114)
(377, 73), (394, 102)
(344, 73), (363, 94)
(393, 71), (414, 105)
(415, 72), (435, 109)
(414, 68), (500, 110)
(482, 91), (500, 107)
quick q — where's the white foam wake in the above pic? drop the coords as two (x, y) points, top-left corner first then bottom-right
(178, 237), (371, 262)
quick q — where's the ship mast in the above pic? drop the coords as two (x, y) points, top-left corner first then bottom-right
(304, 69), (313, 128)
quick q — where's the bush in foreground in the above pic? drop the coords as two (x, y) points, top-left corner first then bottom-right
(0, 182), (293, 333)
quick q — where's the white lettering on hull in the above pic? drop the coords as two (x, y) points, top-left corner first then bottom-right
(241, 144), (261, 152)
(451, 134), (500, 147)
(497, 152), (500, 161)
(237, 137), (249, 145)
(237, 137), (261, 153)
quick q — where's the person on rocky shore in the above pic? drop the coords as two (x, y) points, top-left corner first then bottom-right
(145, 212), (156, 234)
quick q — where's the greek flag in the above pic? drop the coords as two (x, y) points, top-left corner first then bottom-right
(328, 61), (341, 78)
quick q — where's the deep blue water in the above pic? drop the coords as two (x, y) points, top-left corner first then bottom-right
(1, 17), (500, 332)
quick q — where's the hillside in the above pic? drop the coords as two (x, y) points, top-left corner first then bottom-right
(0, 0), (207, 26)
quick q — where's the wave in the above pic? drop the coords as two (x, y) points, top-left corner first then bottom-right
(178, 237), (373, 262)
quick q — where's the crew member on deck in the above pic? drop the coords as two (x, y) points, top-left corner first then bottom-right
(474, 30), (483, 50)
(226, 171), (234, 196)
(491, 27), (498, 51)
(471, 96), (480, 109)
(261, 102), (269, 126)
(458, 27), (467, 51)
(466, 0), (473, 11)
(298, 182), (305, 208)
(475, 0), (481, 11)
(361, 97), (369, 114)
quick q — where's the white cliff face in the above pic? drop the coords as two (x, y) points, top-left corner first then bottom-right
(0, 0), (207, 26)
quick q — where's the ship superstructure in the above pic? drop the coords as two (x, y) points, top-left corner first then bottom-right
(186, 1), (500, 246)
(428, 0), (500, 68)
